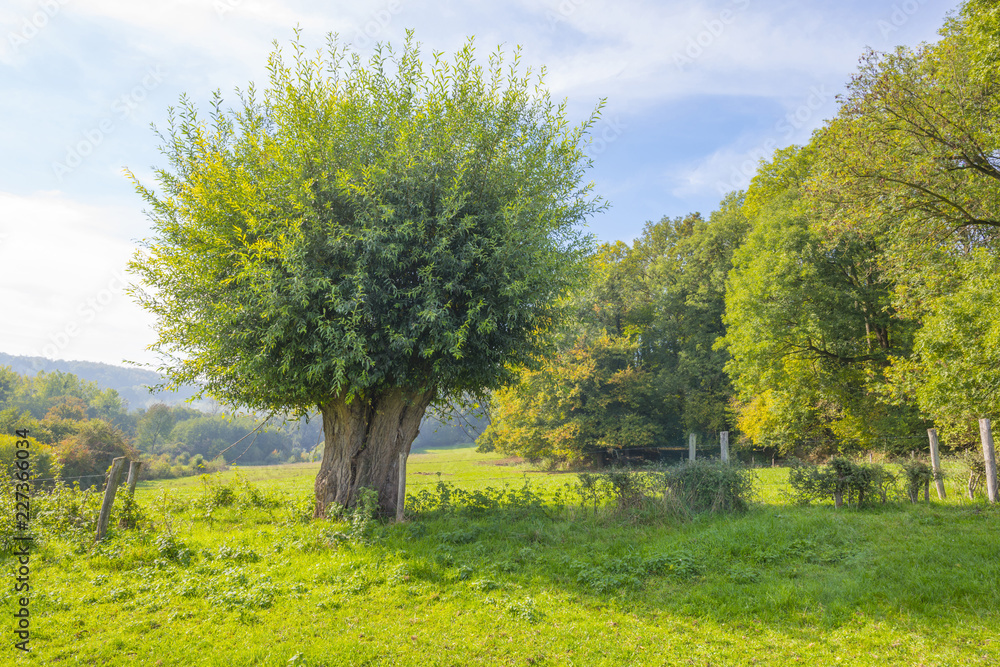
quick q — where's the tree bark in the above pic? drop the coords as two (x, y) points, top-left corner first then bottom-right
(313, 388), (434, 518)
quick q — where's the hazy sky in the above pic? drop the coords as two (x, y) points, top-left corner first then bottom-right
(0, 0), (955, 368)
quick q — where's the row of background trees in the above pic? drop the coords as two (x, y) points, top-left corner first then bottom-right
(480, 1), (1000, 465)
(0, 363), (487, 488)
(0, 366), (325, 486)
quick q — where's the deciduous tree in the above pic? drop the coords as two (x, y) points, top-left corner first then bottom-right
(723, 147), (923, 452)
(128, 33), (601, 515)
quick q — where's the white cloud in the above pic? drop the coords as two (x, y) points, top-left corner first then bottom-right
(0, 0), (958, 367)
(0, 191), (157, 366)
(512, 0), (945, 109)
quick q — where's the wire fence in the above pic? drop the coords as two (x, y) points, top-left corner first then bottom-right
(2, 431), (962, 492)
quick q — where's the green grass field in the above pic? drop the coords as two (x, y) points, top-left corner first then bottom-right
(4, 448), (999, 665)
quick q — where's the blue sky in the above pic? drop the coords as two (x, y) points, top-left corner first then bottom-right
(0, 0), (955, 368)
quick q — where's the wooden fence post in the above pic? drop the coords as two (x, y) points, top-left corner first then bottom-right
(689, 433), (696, 462)
(126, 460), (142, 496)
(980, 418), (998, 504)
(96, 457), (126, 542)
(720, 431), (729, 463)
(927, 428), (946, 500)
(396, 451), (408, 523)
(118, 460), (143, 529)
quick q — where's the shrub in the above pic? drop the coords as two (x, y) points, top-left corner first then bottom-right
(899, 459), (935, 503)
(574, 473), (607, 516)
(154, 533), (193, 564)
(200, 475), (237, 510)
(55, 420), (137, 489)
(787, 457), (896, 507)
(232, 471), (283, 510)
(955, 449), (986, 500)
(406, 479), (547, 518)
(348, 487), (379, 542)
(0, 434), (59, 487)
(604, 469), (650, 513)
(664, 459), (756, 513)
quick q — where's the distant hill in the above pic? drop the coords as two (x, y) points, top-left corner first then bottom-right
(0, 353), (207, 410)
(0, 353), (485, 445)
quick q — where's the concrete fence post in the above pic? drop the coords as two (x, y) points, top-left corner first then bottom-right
(980, 419), (998, 503)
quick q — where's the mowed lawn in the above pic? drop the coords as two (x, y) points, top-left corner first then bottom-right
(4, 447), (999, 666)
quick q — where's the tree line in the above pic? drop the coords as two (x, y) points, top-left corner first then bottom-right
(117, 6), (995, 514)
(481, 1), (1000, 464)
(0, 367), (321, 486)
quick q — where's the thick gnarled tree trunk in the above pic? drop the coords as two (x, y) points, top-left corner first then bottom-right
(313, 388), (434, 518)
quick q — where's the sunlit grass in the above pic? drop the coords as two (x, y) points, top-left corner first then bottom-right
(5, 448), (999, 666)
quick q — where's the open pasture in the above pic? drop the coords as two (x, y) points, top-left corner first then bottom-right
(4, 448), (999, 666)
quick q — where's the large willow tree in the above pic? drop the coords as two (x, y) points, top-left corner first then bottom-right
(128, 32), (601, 516)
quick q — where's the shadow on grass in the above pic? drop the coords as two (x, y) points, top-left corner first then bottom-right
(385, 500), (1000, 632)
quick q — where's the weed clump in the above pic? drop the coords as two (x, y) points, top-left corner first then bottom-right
(900, 460), (935, 503)
(664, 459), (756, 514)
(571, 460), (756, 522)
(407, 479), (546, 517)
(786, 457), (896, 507)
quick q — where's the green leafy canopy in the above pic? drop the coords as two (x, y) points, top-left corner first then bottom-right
(128, 31), (604, 415)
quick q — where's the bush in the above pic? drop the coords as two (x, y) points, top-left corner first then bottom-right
(899, 459), (935, 503)
(154, 533), (193, 564)
(787, 457), (896, 507)
(604, 470), (651, 513)
(55, 420), (137, 489)
(31, 481), (103, 547)
(198, 471), (282, 517)
(200, 475), (237, 510)
(570, 461), (755, 521)
(955, 449), (986, 500)
(0, 434), (59, 487)
(406, 479), (547, 518)
(664, 459), (756, 513)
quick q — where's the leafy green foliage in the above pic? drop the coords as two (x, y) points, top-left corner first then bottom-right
(723, 147), (924, 452)
(665, 459), (756, 513)
(808, 10), (1000, 442)
(483, 198), (748, 465)
(885, 251), (1000, 445)
(55, 420), (136, 489)
(154, 533), (193, 564)
(786, 457), (896, 507)
(0, 365), (325, 483)
(900, 460), (935, 503)
(567, 461), (757, 522)
(406, 479), (547, 518)
(955, 448), (988, 500)
(128, 32), (601, 415)
(0, 433), (58, 485)
(479, 334), (668, 464)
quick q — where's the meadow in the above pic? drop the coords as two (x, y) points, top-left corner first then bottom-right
(3, 447), (999, 666)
